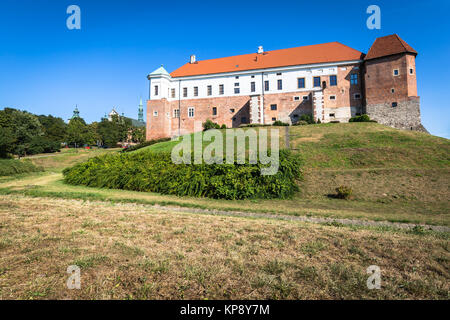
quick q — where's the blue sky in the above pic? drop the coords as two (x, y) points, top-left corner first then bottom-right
(0, 0), (449, 138)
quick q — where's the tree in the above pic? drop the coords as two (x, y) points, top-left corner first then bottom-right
(130, 127), (146, 143)
(0, 108), (43, 157)
(37, 115), (68, 143)
(96, 115), (133, 147)
(65, 117), (95, 147)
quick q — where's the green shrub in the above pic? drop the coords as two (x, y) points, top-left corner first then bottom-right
(272, 120), (289, 126)
(220, 124), (227, 130)
(299, 114), (315, 124)
(294, 120), (309, 126)
(63, 149), (302, 200)
(202, 119), (221, 131)
(122, 137), (171, 153)
(349, 114), (376, 123)
(335, 185), (353, 200)
(28, 137), (61, 155)
(0, 159), (43, 176)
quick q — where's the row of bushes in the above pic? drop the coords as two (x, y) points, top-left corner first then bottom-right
(0, 159), (43, 176)
(122, 137), (171, 153)
(63, 149), (302, 200)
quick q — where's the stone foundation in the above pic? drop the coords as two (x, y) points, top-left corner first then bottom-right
(366, 96), (427, 132)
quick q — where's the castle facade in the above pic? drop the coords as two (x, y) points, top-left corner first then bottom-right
(146, 34), (424, 140)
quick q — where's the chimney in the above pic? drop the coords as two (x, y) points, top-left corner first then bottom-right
(190, 55), (196, 63)
(258, 46), (264, 54)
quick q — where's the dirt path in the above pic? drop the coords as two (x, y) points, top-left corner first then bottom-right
(147, 203), (450, 233)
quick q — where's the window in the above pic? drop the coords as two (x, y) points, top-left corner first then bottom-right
(303, 95), (309, 101)
(219, 84), (224, 95)
(251, 75), (255, 78)
(173, 109), (180, 118)
(235, 76), (239, 79)
(270, 104), (277, 110)
(241, 117), (247, 123)
(212, 107), (217, 116)
(276, 72), (282, 76)
(350, 74), (358, 85)
(294, 96), (300, 101)
(391, 88), (395, 93)
(297, 78), (305, 89)
(251, 82), (256, 92)
(264, 80), (269, 91)
(207, 85), (212, 96)
(153, 111), (158, 117)
(154, 85), (159, 96)
(393, 69), (399, 76)
(234, 88), (240, 94)
(272, 117), (276, 121)
(188, 107), (195, 118)
(230, 108), (235, 113)
(330, 75), (337, 86)
(313, 76), (321, 87)
(234, 82), (239, 87)
(194, 86), (198, 97)
(392, 102), (398, 108)
(353, 93), (361, 99)
(329, 113), (335, 117)
(277, 79), (282, 90)
(409, 68), (414, 75)
(329, 95), (336, 100)
(171, 88), (175, 98)
(183, 87), (187, 97)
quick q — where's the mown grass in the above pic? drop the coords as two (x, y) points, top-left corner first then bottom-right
(0, 195), (448, 300)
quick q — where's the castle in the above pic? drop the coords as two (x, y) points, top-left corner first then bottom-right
(146, 34), (425, 140)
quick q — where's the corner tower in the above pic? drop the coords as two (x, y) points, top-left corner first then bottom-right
(363, 34), (426, 131)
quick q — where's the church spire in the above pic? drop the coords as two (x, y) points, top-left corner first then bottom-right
(138, 97), (144, 122)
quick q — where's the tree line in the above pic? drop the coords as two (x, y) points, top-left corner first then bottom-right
(0, 107), (146, 158)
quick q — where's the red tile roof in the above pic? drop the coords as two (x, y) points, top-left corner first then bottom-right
(365, 34), (417, 60)
(170, 42), (364, 78)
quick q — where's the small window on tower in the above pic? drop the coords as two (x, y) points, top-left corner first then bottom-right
(329, 95), (336, 100)
(271, 104), (277, 110)
(154, 85), (159, 96)
(153, 111), (158, 117)
(230, 108), (235, 113)
(212, 107), (217, 116)
(353, 93), (361, 99)
(391, 88), (395, 93)
(392, 102), (398, 108)
(409, 68), (414, 75)
(393, 69), (399, 76)
(171, 88), (175, 98)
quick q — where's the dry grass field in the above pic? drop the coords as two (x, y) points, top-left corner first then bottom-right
(0, 195), (448, 299)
